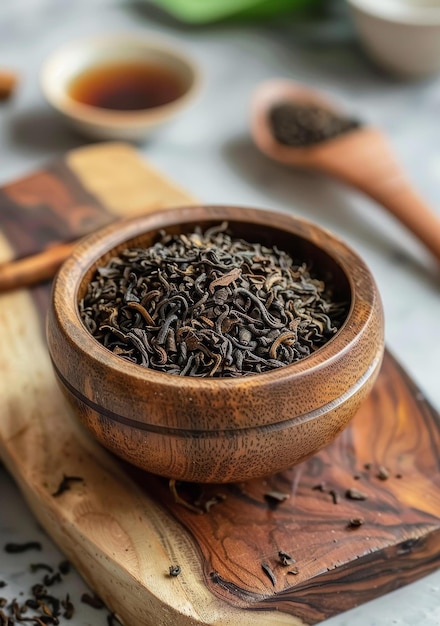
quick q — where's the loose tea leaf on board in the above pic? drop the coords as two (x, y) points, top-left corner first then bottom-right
(346, 488), (368, 501)
(168, 565), (181, 577)
(261, 562), (276, 586)
(51, 475), (84, 497)
(347, 518), (364, 528)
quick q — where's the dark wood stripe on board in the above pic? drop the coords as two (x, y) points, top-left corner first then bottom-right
(0, 157), (113, 260)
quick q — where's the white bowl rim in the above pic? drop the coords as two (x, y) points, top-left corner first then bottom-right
(347, 0), (440, 26)
(40, 32), (201, 128)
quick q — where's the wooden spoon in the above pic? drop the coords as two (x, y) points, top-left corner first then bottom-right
(251, 78), (440, 263)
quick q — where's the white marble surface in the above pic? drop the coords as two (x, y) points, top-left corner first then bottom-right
(0, 1), (439, 624)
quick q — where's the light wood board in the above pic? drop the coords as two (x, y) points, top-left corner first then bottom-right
(1, 142), (440, 625)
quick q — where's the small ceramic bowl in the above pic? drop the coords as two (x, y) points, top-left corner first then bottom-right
(347, 0), (440, 78)
(46, 205), (384, 484)
(40, 33), (199, 140)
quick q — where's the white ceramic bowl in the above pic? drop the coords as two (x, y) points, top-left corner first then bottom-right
(40, 33), (200, 140)
(347, 0), (440, 78)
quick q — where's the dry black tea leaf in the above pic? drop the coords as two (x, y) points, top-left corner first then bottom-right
(52, 475), (84, 497)
(278, 551), (295, 566)
(25, 599), (40, 610)
(42, 573), (62, 587)
(58, 561), (71, 576)
(168, 565), (181, 577)
(81, 593), (104, 609)
(30, 564), (53, 574)
(169, 479), (204, 515)
(345, 488), (368, 501)
(329, 489), (339, 505)
(347, 518), (364, 528)
(264, 491), (290, 506)
(203, 494), (226, 513)
(377, 466), (390, 480)
(287, 567), (299, 575)
(261, 562), (276, 586)
(4, 542), (42, 553)
(61, 593), (74, 620)
(31, 583), (46, 598)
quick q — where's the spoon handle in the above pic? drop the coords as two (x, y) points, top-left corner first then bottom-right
(320, 130), (440, 263)
(0, 242), (75, 294)
(362, 179), (440, 263)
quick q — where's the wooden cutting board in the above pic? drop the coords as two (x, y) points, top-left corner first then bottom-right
(1, 142), (440, 626)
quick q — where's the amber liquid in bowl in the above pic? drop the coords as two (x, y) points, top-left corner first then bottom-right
(68, 61), (186, 111)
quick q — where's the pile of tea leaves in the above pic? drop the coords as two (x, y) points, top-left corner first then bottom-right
(269, 102), (361, 147)
(79, 223), (348, 377)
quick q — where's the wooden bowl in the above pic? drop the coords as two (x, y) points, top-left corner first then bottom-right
(46, 206), (384, 483)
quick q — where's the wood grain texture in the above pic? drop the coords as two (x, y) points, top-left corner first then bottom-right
(0, 158), (110, 259)
(1, 143), (440, 625)
(67, 142), (196, 216)
(134, 351), (440, 623)
(0, 142), (196, 292)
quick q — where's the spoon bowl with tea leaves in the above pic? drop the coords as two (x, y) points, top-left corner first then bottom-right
(47, 205), (384, 484)
(251, 79), (440, 264)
